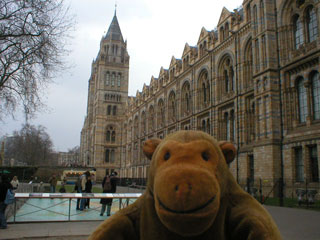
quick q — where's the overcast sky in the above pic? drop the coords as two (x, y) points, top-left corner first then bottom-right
(0, 0), (240, 152)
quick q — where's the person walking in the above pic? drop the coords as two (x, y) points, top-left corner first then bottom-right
(100, 172), (118, 216)
(48, 174), (57, 193)
(85, 175), (92, 209)
(10, 176), (19, 190)
(0, 175), (13, 229)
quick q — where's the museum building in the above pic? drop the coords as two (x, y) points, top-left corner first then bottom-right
(80, 0), (320, 196)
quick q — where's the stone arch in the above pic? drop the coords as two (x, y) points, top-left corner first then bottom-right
(148, 105), (155, 132)
(168, 90), (176, 123)
(181, 80), (192, 117)
(105, 124), (116, 143)
(157, 98), (165, 128)
(197, 68), (210, 109)
(243, 37), (253, 89)
(133, 115), (139, 139)
(141, 111), (147, 134)
(218, 53), (235, 95)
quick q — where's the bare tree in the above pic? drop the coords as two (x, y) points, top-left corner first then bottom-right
(5, 124), (55, 166)
(0, 0), (75, 120)
(68, 145), (80, 154)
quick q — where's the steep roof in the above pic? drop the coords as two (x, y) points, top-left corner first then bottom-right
(105, 13), (124, 42)
(218, 7), (231, 26)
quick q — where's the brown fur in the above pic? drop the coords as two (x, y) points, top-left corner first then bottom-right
(89, 131), (282, 240)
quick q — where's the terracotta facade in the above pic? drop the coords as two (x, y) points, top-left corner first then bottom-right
(80, 0), (320, 196)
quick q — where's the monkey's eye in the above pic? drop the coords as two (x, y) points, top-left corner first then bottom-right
(164, 152), (171, 161)
(201, 151), (210, 161)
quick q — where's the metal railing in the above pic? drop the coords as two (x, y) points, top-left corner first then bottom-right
(8, 193), (142, 223)
(238, 178), (320, 209)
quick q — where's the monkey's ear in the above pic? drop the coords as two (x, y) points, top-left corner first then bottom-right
(219, 141), (236, 164)
(143, 139), (161, 160)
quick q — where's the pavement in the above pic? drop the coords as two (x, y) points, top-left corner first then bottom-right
(1, 187), (320, 239)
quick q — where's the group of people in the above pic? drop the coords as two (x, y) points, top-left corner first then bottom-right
(74, 171), (93, 210)
(0, 170), (118, 229)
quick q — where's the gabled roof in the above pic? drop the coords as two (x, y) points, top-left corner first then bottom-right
(150, 76), (157, 86)
(159, 66), (168, 77)
(198, 27), (209, 44)
(170, 56), (177, 68)
(142, 83), (148, 92)
(218, 7), (231, 26)
(182, 43), (191, 56)
(105, 13), (124, 42)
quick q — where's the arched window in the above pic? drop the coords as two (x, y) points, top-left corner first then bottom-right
(111, 131), (116, 143)
(186, 92), (190, 111)
(106, 131), (111, 142)
(134, 116), (139, 138)
(225, 112), (230, 140)
(230, 67), (235, 91)
(141, 111), (146, 133)
(225, 22), (229, 39)
(168, 91), (176, 122)
(220, 26), (224, 41)
(306, 7), (318, 43)
(206, 119), (210, 134)
(219, 56), (234, 94)
(111, 73), (115, 86)
(311, 72), (320, 120)
(113, 106), (117, 115)
(106, 126), (115, 143)
(244, 40), (253, 89)
(202, 119), (206, 132)
(111, 149), (115, 163)
(105, 72), (110, 85)
(199, 71), (209, 107)
(260, 0), (265, 30)
(105, 149), (110, 163)
(253, 5), (258, 35)
(117, 73), (121, 87)
(224, 70), (229, 92)
(255, 39), (260, 72)
(202, 82), (207, 102)
(246, 4), (251, 22)
(230, 110), (235, 141)
(107, 105), (111, 115)
(148, 106), (155, 131)
(128, 120), (132, 141)
(293, 15), (304, 49)
(297, 77), (308, 123)
(158, 99), (165, 128)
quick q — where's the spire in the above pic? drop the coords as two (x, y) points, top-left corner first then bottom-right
(105, 8), (124, 42)
(115, 2), (117, 16)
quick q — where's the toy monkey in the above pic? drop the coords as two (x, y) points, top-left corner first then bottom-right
(89, 131), (282, 240)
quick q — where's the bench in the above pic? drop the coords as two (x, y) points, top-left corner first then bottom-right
(296, 189), (317, 206)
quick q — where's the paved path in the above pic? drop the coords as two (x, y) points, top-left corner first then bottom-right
(265, 205), (320, 240)
(1, 205), (319, 239)
(0, 221), (101, 239)
(1, 185), (319, 240)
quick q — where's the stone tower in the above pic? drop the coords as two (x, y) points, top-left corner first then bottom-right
(80, 11), (130, 180)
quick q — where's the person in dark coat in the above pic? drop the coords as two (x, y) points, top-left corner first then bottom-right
(0, 175), (13, 229)
(100, 172), (117, 216)
(85, 175), (92, 209)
